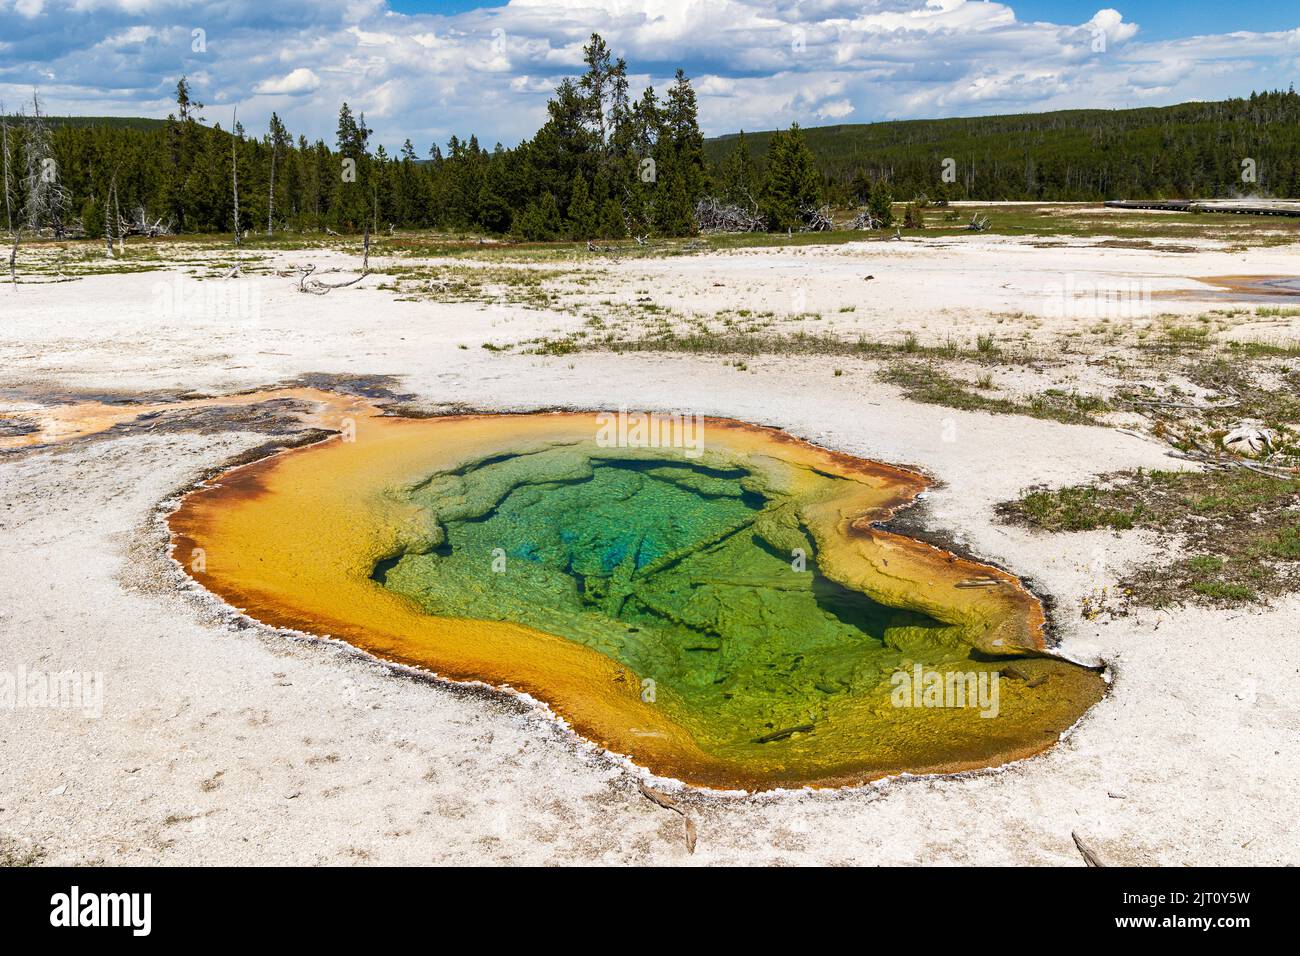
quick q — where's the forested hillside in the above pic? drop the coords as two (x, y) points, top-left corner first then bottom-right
(3, 55), (1296, 244)
(0, 34), (708, 243)
(707, 91), (1300, 202)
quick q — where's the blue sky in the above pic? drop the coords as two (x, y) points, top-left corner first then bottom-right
(1009, 0), (1298, 40)
(1, 0), (1297, 152)
(388, 0), (507, 13)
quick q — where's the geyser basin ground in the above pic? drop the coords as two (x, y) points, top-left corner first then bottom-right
(170, 412), (1104, 790)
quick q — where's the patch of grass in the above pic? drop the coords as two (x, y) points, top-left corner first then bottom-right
(1002, 468), (1300, 607)
(880, 363), (1109, 425)
(1226, 340), (1300, 358)
(560, 326), (1034, 363)
(1163, 324), (1213, 348)
(1265, 523), (1300, 559)
(1012, 485), (1144, 531)
(1189, 581), (1257, 602)
(534, 338), (578, 356)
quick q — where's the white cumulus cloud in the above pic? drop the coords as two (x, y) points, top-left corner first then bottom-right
(254, 67), (322, 95)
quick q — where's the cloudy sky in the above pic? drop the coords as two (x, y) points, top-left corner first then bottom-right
(1, 0), (1297, 152)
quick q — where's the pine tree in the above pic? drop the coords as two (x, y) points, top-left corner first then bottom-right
(598, 197), (626, 239)
(567, 172), (597, 239)
(333, 102), (371, 230)
(579, 33), (617, 149)
(718, 131), (759, 209)
(516, 191), (563, 240)
(80, 195), (103, 238)
(762, 123), (820, 231)
(867, 181), (894, 228)
(663, 69), (706, 205)
(653, 161), (695, 236)
(623, 86), (661, 236)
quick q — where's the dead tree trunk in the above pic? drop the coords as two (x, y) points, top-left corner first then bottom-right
(104, 190), (114, 258)
(104, 169), (118, 258)
(1, 108), (14, 282)
(112, 180), (125, 255)
(23, 92), (72, 239)
(231, 107), (241, 247)
(267, 147), (276, 237)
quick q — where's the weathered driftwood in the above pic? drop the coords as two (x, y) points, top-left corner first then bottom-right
(294, 261), (369, 295)
(694, 196), (764, 233)
(846, 208), (884, 230)
(637, 781), (697, 854)
(1222, 423), (1276, 457)
(800, 203), (833, 232)
(292, 224), (373, 293)
(1163, 447), (1295, 478)
(1071, 830), (1105, 867)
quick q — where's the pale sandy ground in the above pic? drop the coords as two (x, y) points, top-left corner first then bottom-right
(1, 233), (1297, 865)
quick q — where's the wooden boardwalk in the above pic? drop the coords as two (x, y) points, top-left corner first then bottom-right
(1105, 199), (1300, 217)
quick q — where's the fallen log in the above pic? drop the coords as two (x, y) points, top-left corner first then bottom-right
(1072, 830), (1105, 867)
(637, 782), (697, 854)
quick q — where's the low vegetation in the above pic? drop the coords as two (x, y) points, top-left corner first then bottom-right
(878, 363), (1109, 425)
(1003, 468), (1300, 607)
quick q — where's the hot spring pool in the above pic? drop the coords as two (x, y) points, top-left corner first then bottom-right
(170, 411), (1103, 790)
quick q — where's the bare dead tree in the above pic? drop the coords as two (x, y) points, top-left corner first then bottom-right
(1, 105), (17, 283)
(112, 179), (126, 253)
(267, 147), (276, 238)
(231, 106), (241, 247)
(23, 92), (73, 240)
(103, 167), (118, 258)
(132, 205), (170, 236)
(104, 194), (115, 258)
